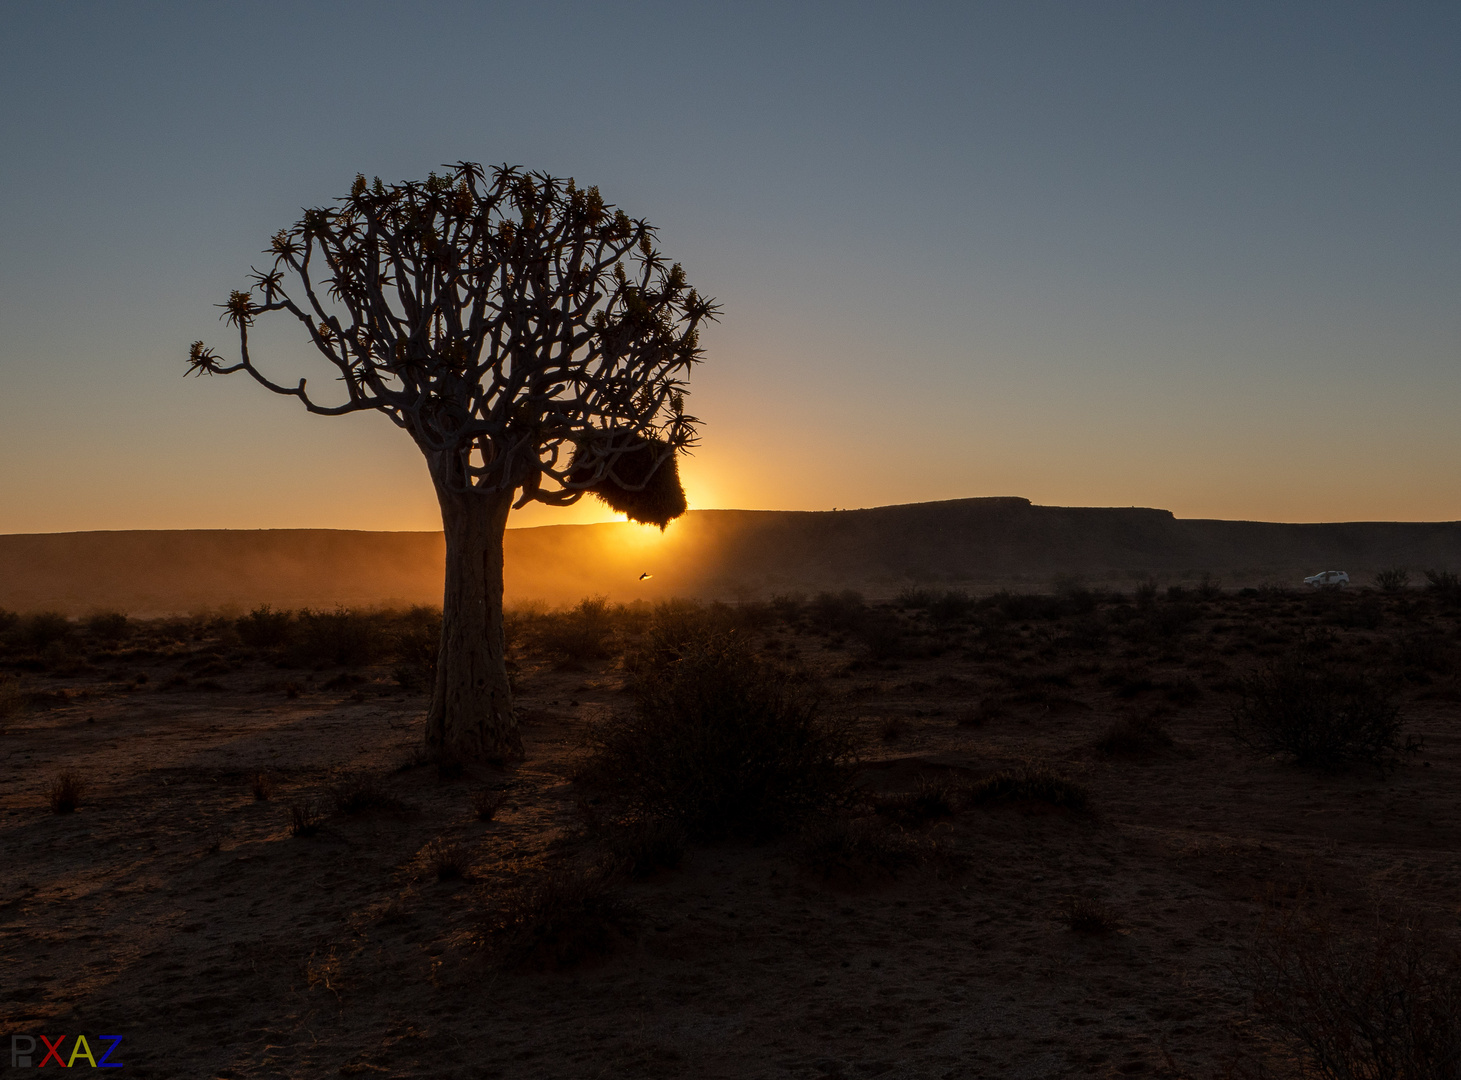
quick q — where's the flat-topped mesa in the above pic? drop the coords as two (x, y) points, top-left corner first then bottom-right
(4, 497), (1460, 613)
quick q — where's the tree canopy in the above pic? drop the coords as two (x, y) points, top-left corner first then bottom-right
(189, 161), (716, 520)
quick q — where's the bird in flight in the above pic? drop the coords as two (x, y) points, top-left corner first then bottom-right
(639, 572), (652, 581)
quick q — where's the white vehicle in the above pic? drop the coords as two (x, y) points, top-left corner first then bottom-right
(1304, 570), (1350, 588)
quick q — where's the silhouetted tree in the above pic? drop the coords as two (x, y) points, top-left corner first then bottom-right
(189, 163), (714, 760)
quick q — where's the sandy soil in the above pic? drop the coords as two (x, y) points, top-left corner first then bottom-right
(2, 589), (1458, 1078)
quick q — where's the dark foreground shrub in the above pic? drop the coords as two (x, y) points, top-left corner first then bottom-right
(873, 775), (959, 827)
(1374, 567), (1411, 593)
(85, 612), (130, 642)
(1095, 712), (1173, 755)
(236, 604), (292, 647)
(598, 817), (687, 878)
(327, 772), (403, 814)
(471, 788), (507, 822)
(287, 800), (320, 837)
(0, 677), (23, 722)
(1230, 651), (1417, 770)
(47, 771), (85, 813)
(1424, 568), (1461, 604)
(393, 606), (441, 690)
(13, 612), (71, 652)
(967, 764), (1089, 812)
(483, 860), (638, 970)
(1060, 895), (1121, 934)
(799, 815), (921, 882)
(534, 596), (617, 667)
(287, 609), (385, 667)
(421, 838), (469, 881)
(584, 634), (854, 841)
(1246, 908), (1461, 1080)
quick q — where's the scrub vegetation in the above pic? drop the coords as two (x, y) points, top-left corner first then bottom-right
(4, 579), (1459, 1075)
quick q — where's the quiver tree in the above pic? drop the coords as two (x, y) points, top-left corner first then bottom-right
(189, 162), (715, 761)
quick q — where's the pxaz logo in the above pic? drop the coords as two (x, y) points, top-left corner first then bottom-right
(10, 1034), (124, 1068)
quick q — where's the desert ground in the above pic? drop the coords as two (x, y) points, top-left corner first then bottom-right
(2, 582), (1459, 1078)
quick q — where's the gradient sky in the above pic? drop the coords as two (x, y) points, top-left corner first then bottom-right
(2, 1), (1457, 533)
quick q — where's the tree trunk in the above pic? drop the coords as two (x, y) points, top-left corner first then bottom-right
(424, 480), (521, 762)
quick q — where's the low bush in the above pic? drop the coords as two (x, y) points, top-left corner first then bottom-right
(620, 599), (731, 679)
(799, 815), (921, 882)
(926, 590), (974, 623)
(421, 838), (470, 881)
(1060, 895), (1121, 934)
(895, 586), (935, 609)
(1245, 907), (1461, 1080)
(0, 677), (24, 722)
(288, 800), (320, 837)
(1230, 650), (1417, 770)
(482, 860), (638, 969)
(393, 606), (441, 690)
(327, 772), (403, 815)
(598, 817), (687, 878)
(1424, 568), (1461, 605)
(966, 764), (1089, 812)
(85, 612), (130, 642)
(286, 609), (386, 667)
(47, 771), (86, 814)
(1095, 712), (1173, 755)
(583, 633), (854, 841)
(811, 590), (868, 632)
(471, 788), (507, 822)
(236, 605), (292, 648)
(857, 616), (908, 662)
(533, 596), (617, 667)
(11, 612), (71, 653)
(1374, 567), (1411, 593)
(873, 775), (959, 827)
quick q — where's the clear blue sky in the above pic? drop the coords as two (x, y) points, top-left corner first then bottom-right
(1, 1), (1457, 531)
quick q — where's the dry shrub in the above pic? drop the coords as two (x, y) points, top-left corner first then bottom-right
(967, 764), (1089, 812)
(1096, 712), (1174, 755)
(1231, 650), (1417, 770)
(620, 598), (733, 679)
(421, 838), (470, 881)
(857, 615), (908, 662)
(957, 696), (1006, 727)
(47, 771), (85, 814)
(471, 788), (507, 822)
(288, 800), (320, 837)
(328, 772), (403, 815)
(811, 590), (868, 632)
(392, 606), (440, 690)
(236, 604), (292, 647)
(584, 633), (853, 841)
(799, 815), (921, 882)
(0, 677), (24, 722)
(9, 612), (71, 653)
(483, 860), (638, 969)
(598, 817), (687, 878)
(1245, 907), (1461, 1080)
(1060, 895), (1121, 934)
(873, 775), (959, 827)
(1374, 567), (1411, 593)
(534, 596), (618, 668)
(1424, 568), (1461, 604)
(286, 609), (386, 667)
(85, 612), (130, 642)
(927, 590), (975, 623)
